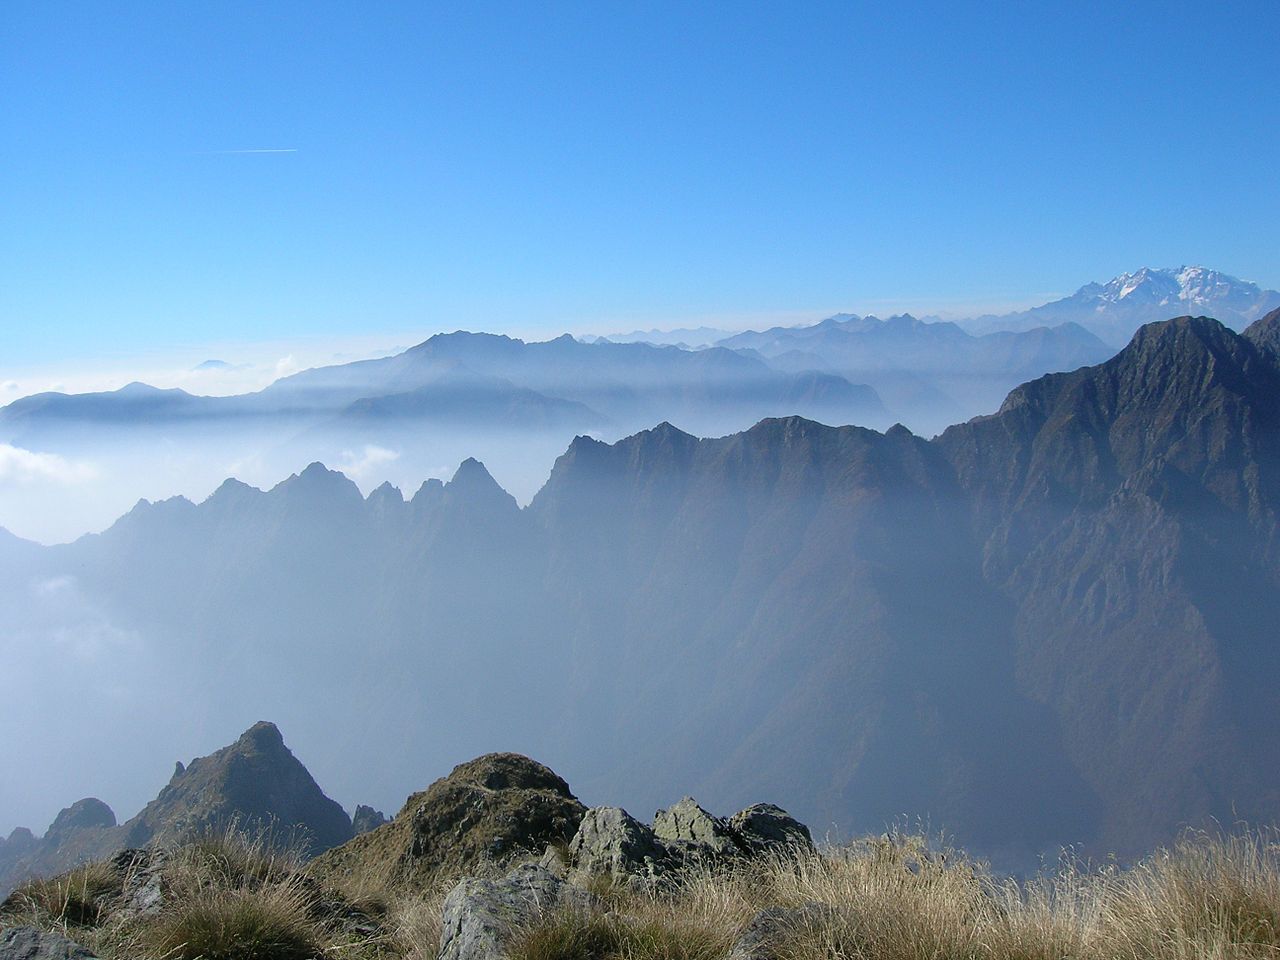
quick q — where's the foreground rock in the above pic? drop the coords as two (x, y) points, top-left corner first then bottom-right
(563, 806), (667, 883)
(729, 804), (815, 853)
(0, 927), (97, 960)
(560, 796), (814, 883)
(311, 753), (587, 891)
(439, 863), (594, 960)
(653, 796), (744, 859)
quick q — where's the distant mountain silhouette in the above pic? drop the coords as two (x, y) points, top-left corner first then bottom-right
(716, 313), (1113, 434)
(4, 314), (1280, 867)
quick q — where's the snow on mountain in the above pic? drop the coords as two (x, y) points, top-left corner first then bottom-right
(962, 266), (1280, 346)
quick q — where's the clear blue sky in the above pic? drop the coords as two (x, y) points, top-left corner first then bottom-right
(3, 0), (1277, 365)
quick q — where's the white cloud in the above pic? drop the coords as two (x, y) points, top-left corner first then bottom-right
(274, 355), (301, 378)
(338, 445), (400, 480)
(32, 575), (75, 599)
(0, 445), (98, 486)
(1, 381), (18, 393)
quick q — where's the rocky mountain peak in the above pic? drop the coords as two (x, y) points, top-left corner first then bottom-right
(119, 722), (353, 856)
(444, 458), (518, 513)
(232, 719), (287, 754)
(1243, 307), (1280, 362)
(271, 462), (365, 511)
(45, 799), (116, 840)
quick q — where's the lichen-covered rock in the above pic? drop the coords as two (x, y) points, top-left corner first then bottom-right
(311, 753), (586, 891)
(652, 797), (743, 859)
(439, 863), (593, 960)
(728, 804), (814, 854)
(111, 848), (166, 917)
(566, 806), (668, 882)
(0, 926), (97, 960)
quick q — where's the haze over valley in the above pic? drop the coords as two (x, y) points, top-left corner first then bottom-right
(6, 266), (1274, 545)
(5, 307), (1280, 872)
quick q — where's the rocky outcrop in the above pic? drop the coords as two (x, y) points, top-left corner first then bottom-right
(0, 927), (96, 960)
(439, 863), (593, 960)
(311, 753), (586, 891)
(561, 798), (814, 884)
(729, 804), (814, 854)
(563, 806), (667, 883)
(652, 797), (744, 859)
(351, 805), (387, 835)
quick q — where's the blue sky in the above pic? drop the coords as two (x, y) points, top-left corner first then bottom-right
(3, 0), (1277, 369)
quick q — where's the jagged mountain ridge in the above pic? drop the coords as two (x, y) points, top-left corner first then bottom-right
(4, 311), (1279, 865)
(0, 331), (887, 542)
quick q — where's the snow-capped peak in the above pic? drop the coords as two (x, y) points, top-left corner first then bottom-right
(1084, 266), (1265, 309)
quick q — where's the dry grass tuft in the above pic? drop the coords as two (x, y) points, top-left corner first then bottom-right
(7, 860), (121, 926)
(512, 906), (728, 960)
(140, 878), (320, 960)
(382, 874), (455, 960)
(164, 822), (303, 895)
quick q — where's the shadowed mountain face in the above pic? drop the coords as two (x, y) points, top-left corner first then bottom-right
(938, 311), (1280, 851)
(3, 313), (1279, 868)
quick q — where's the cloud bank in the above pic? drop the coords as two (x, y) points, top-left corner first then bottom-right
(0, 445), (97, 485)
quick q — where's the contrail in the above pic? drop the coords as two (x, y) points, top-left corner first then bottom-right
(196, 148), (299, 155)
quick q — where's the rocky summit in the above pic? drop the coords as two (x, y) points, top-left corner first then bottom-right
(312, 750), (814, 897)
(310, 753), (587, 891)
(116, 721), (353, 857)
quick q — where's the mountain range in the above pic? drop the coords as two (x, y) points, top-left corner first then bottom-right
(4, 309), (1279, 868)
(715, 313), (1112, 434)
(958, 266), (1280, 345)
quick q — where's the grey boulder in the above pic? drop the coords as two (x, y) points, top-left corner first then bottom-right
(728, 804), (814, 854)
(439, 863), (593, 960)
(0, 927), (97, 960)
(652, 797), (743, 859)
(566, 806), (668, 882)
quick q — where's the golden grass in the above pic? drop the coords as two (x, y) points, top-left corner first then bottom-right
(7, 860), (121, 926)
(140, 878), (320, 960)
(4, 824), (1277, 959)
(507, 828), (1280, 960)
